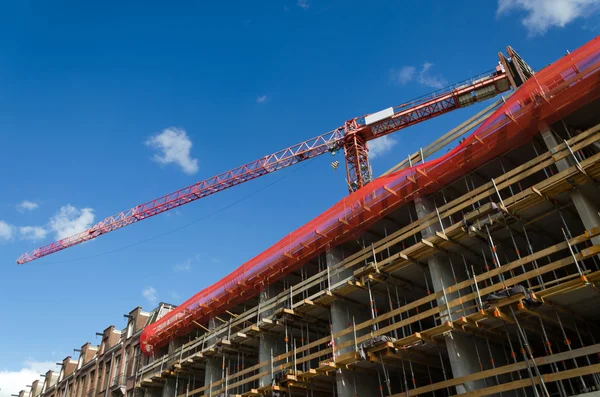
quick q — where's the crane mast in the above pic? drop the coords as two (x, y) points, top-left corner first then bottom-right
(16, 55), (521, 265)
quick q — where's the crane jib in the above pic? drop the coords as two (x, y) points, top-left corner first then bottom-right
(16, 63), (514, 264)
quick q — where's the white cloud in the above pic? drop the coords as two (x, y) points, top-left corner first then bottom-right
(256, 95), (268, 104)
(0, 221), (15, 241)
(298, 0), (309, 8)
(142, 287), (158, 303)
(497, 0), (600, 36)
(165, 209), (183, 218)
(390, 63), (446, 89)
(49, 205), (95, 240)
(0, 360), (57, 397)
(16, 200), (39, 212)
(368, 136), (398, 159)
(146, 127), (199, 175)
(389, 66), (416, 85)
(173, 258), (192, 272)
(19, 226), (48, 241)
(417, 62), (447, 89)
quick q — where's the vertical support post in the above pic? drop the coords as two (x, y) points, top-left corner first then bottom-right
(270, 348), (274, 386)
(293, 338), (297, 375)
(562, 229), (585, 277)
(367, 281), (377, 332)
(372, 243), (378, 271)
(509, 307), (549, 397)
(435, 206), (446, 235)
(440, 279), (452, 325)
(472, 266), (484, 311)
(555, 312), (587, 392)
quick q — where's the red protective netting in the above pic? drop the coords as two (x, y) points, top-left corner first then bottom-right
(141, 36), (600, 355)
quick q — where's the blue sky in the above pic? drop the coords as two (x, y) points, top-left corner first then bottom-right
(1, 0), (599, 394)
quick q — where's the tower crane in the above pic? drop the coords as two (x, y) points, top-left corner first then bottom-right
(17, 49), (530, 265)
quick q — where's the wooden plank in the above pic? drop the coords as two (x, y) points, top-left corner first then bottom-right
(401, 343), (600, 396)
(231, 332), (248, 341)
(192, 320), (209, 332)
(460, 363), (600, 397)
(335, 351), (360, 365)
(315, 361), (337, 374)
(421, 321), (453, 339)
(394, 332), (422, 348)
(246, 325), (261, 336)
(314, 290), (335, 306)
(240, 389), (262, 397)
(297, 368), (318, 380)
(367, 341), (395, 354)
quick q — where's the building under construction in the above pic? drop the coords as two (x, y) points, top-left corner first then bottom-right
(14, 36), (600, 397)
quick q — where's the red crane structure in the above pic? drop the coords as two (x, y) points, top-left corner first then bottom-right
(17, 54), (521, 265)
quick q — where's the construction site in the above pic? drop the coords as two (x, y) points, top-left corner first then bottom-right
(12, 35), (600, 397)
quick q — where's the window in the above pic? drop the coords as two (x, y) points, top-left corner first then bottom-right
(96, 365), (102, 392)
(104, 363), (110, 390)
(79, 376), (86, 397)
(89, 371), (95, 396)
(112, 355), (121, 384)
(126, 321), (134, 339)
(131, 347), (140, 377)
(123, 348), (130, 379)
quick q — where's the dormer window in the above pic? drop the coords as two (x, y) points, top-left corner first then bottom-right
(126, 321), (133, 339)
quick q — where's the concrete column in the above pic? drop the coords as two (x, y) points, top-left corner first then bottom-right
(203, 318), (221, 395)
(258, 285), (285, 388)
(540, 125), (600, 246)
(160, 379), (175, 397)
(327, 247), (379, 397)
(414, 197), (488, 394)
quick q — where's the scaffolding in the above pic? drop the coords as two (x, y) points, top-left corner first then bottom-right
(133, 36), (600, 397)
(141, 35), (600, 357)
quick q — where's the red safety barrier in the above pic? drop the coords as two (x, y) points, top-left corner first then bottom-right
(141, 36), (600, 355)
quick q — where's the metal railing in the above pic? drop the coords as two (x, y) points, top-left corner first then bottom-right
(137, 259), (353, 381)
